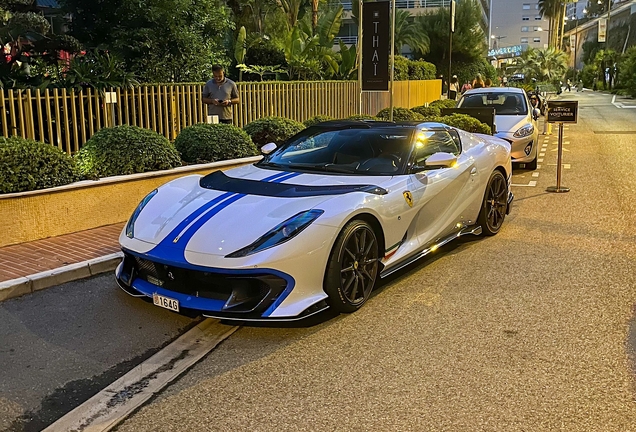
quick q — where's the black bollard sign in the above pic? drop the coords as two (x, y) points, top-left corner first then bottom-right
(546, 101), (578, 193)
(362, 1), (389, 91)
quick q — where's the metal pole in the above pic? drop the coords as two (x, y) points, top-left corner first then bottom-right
(358, 0), (363, 115)
(389, 0), (396, 121)
(574, 18), (578, 81)
(547, 122), (570, 193)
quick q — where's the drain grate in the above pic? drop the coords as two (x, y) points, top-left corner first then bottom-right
(593, 131), (636, 134)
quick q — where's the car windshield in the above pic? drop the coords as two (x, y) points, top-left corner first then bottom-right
(458, 92), (528, 116)
(257, 126), (415, 176)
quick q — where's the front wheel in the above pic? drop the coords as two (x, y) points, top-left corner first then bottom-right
(477, 170), (508, 236)
(324, 219), (379, 313)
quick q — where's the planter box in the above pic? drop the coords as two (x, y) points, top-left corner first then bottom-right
(0, 156), (262, 248)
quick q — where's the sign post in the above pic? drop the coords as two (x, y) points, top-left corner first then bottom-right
(546, 101), (578, 193)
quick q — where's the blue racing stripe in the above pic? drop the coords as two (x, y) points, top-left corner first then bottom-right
(272, 172), (302, 183)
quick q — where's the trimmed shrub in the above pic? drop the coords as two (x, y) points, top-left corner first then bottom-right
(348, 114), (381, 121)
(408, 60), (436, 80)
(440, 114), (491, 135)
(243, 116), (305, 148)
(303, 115), (334, 127)
(76, 125), (181, 179)
(376, 107), (425, 121)
(393, 56), (410, 81)
(175, 123), (258, 163)
(0, 136), (81, 193)
(430, 99), (457, 109)
(411, 105), (441, 118)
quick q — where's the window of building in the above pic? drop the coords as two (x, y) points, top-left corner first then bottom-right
(523, 16), (530, 20)
(535, 15), (542, 20)
(521, 37), (529, 43)
(535, 3), (540, 9)
(533, 37), (541, 42)
(521, 26), (529, 32)
(533, 26), (540, 31)
(523, 3), (530, 9)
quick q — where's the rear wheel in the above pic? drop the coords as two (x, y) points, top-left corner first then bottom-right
(477, 170), (508, 236)
(324, 220), (379, 313)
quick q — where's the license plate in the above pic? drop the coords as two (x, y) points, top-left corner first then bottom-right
(153, 293), (179, 312)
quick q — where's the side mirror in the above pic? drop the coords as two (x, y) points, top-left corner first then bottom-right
(532, 108), (540, 120)
(424, 152), (458, 168)
(261, 142), (277, 155)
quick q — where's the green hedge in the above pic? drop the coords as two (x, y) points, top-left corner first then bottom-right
(440, 114), (491, 135)
(75, 125), (181, 179)
(0, 136), (81, 193)
(243, 116), (305, 148)
(411, 105), (441, 118)
(394, 56), (437, 81)
(430, 99), (457, 109)
(376, 107), (425, 121)
(175, 123), (258, 163)
(348, 114), (381, 121)
(303, 115), (334, 127)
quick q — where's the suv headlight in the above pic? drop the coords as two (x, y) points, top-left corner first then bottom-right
(125, 189), (158, 238)
(226, 209), (324, 258)
(513, 124), (534, 138)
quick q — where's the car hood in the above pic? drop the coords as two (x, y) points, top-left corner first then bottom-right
(130, 164), (392, 256)
(495, 115), (530, 135)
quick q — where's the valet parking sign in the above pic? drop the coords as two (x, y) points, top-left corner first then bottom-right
(547, 101), (579, 124)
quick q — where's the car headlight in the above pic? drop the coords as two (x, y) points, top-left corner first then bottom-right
(125, 189), (158, 239)
(513, 124), (534, 138)
(226, 209), (324, 258)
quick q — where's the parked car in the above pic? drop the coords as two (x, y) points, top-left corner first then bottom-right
(117, 120), (513, 321)
(457, 87), (540, 170)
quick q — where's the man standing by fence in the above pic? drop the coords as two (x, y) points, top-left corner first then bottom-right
(202, 65), (240, 124)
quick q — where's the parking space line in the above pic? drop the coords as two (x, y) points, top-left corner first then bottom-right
(548, 163), (571, 169)
(537, 164), (542, 169)
(532, 172), (540, 177)
(538, 158), (544, 163)
(539, 152), (545, 157)
(511, 181), (538, 187)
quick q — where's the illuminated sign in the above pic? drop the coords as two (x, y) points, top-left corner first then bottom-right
(487, 45), (524, 58)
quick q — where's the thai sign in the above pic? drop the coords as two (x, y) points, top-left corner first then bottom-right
(547, 101), (579, 124)
(598, 18), (607, 43)
(362, 1), (389, 91)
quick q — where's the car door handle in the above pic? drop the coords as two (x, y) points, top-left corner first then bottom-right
(470, 167), (477, 176)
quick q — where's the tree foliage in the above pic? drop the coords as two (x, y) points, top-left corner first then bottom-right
(61, 0), (234, 83)
(514, 47), (568, 83)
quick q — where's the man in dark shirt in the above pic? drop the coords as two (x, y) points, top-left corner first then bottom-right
(202, 65), (240, 124)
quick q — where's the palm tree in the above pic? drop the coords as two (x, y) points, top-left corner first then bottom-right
(514, 47), (568, 82)
(538, 0), (561, 48)
(392, 9), (430, 55)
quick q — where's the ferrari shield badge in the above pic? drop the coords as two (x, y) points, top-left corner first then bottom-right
(403, 191), (414, 207)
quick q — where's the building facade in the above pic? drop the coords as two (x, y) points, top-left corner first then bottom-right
(489, 0), (549, 51)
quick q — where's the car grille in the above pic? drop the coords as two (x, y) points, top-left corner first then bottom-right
(124, 252), (288, 313)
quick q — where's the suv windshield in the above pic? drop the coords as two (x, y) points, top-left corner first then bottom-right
(458, 92), (528, 116)
(257, 127), (415, 176)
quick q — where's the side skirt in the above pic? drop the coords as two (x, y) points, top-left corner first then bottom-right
(379, 225), (483, 279)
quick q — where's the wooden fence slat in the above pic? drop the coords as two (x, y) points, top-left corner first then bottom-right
(144, 86), (151, 131)
(45, 89), (54, 144)
(117, 88), (123, 127)
(61, 89), (71, 153)
(0, 91), (8, 137)
(70, 90), (79, 152)
(157, 86), (163, 135)
(36, 89), (45, 142)
(79, 90), (87, 145)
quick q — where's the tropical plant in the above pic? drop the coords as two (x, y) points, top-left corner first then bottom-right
(618, 46), (636, 97)
(175, 123), (258, 163)
(61, 50), (139, 91)
(393, 9), (430, 55)
(514, 47), (568, 83)
(0, 136), (81, 193)
(75, 125), (181, 178)
(593, 49), (618, 90)
(274, 0), (305, 30)
(236, 63), (287, 81)
(335, 41), (358, 80)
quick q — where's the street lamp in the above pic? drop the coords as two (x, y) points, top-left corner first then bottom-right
(491, 34), (506, 50)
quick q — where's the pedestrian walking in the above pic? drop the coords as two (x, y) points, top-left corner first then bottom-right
(472, 74), (485, 89)
(202, 65), (240, 124)
(448, 75), (459, 100)
(460, 80), (472, 94)
(566, 79), (572, 92)
(484, 78), (492, 88)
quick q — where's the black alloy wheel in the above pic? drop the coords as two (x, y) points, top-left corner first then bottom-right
(324, 219), (379, 313)
(477, 170), (508, 236)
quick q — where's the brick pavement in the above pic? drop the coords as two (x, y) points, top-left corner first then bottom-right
(0, 223), (124, 283)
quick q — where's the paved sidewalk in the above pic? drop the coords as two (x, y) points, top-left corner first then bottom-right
(0, 223), (124, 300)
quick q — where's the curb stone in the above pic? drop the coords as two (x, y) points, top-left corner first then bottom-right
(0, 252), (123, 302)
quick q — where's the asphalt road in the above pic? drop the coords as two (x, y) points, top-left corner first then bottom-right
(2, 90), (636, 431)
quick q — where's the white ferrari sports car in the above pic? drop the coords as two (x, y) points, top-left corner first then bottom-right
(117, 120), (513, 321)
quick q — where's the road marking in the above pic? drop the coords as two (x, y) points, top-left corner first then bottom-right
(551, 147), (570, 152)
(548, 163), (571, 169)
(532, 172), (540, 177)
(538, 158), (544, 163)
(564, 141), (570, 144)
(43, 320), (239, 432)
(539, 152), (545, 157)
(537, 164), (542, 169)
(512, 181), (537, 187)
